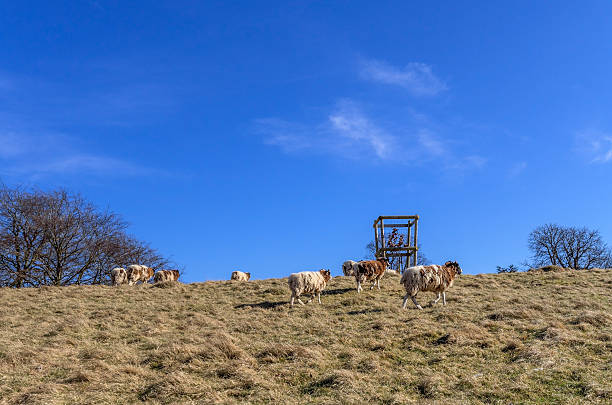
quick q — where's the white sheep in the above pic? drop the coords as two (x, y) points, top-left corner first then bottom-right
(230, 271), (251, 281)
(287, 269), (332, 306)
(110, 267), (127, 286)
(342, 260), (358, 276)
(400, 261), (462, 309)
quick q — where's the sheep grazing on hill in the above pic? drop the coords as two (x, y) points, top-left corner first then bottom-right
(288, 269), (332, 306)
(154, 270), (180, 283)
(230, 271), (251, 281)
(127, 264), (155, 285)
(354, 257), (389, 293)
(110, 267), (128, 286)
(400, 261), (462, 310)
(342, 260), (358, 277)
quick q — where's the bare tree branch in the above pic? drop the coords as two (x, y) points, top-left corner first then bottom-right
(0, 185), (172, 287)
(528, 223), (611, 270)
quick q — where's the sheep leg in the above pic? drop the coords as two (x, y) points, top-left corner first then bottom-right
(442, 292), (446, 306)
(411, 295), (423, 310)
(356, 279), (362, 293)
(317, 292), (321, 304)
(377, 279), (381, 290)
(432, 292), (441, 305)
(306, 294), (315, 304)
(297, 298), (306, 306)
(290, 294), (296, 306)
(402, 293), (410, 309)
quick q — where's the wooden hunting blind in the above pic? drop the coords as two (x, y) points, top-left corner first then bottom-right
(373, 215), (419, 272)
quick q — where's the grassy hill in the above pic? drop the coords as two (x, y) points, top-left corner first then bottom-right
(0, 269), (611, 404)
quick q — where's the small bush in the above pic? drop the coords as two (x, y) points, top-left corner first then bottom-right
(496, 264), (519, 273)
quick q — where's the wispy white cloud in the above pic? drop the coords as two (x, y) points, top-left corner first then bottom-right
(256, 99), (485, 173)
(0, 132), (28, 158)
(576, 129), (612, 163)
(30, 155), (157, 177)
(0, 131), (162, 179)
(508, 161), (528, 178)
(257, 101), (396, 161)
(417, 129), (446, 156)
(360, 60), (447, 96)
(257, 118), (314, 153)
(328, 101), (396, 159)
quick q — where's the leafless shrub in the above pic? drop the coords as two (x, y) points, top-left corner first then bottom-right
(497, 264), (519, 273)
(365, 231), (429, 269)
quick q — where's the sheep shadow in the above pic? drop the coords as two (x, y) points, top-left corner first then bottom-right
(234, 301), (286, 310)
(323, 287), (354, 296)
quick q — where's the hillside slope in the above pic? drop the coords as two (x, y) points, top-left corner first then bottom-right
(0, 269), (611, 404)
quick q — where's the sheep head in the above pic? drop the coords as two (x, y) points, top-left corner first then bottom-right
(444, 261), (462, 275)
(319, 269), (331, 282)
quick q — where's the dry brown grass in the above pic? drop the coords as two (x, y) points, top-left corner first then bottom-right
(0, 270), (611, 404)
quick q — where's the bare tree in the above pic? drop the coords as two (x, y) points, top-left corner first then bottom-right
(527, 224), (565, 267)
(528, 223), (612, 270)
(0, 185), (171, 287)
(0, 187), (48, 287)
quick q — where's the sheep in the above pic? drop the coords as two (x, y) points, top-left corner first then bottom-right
(230, 271), (251, 281)
(400, 261), (462, 310)
(354, 257), (389, 293)
(127, 264), (155, 285)
(110, 267), (127, 286)
(384, 269), (400, 277)
(287, 269), (331, 306)
(342, 260), (358, 277)
(154, 269), (180, 283)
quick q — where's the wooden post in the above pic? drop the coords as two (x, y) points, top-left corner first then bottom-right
(380, 219), (385, 258)
(413, 218), (418, 266)
(374, 220), (379, 256)
(405, 221), (412, 271)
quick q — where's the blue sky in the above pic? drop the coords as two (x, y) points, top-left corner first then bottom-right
(2, 1), (612, 282)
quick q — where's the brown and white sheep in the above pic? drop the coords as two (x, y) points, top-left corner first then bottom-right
(110, 267), (128, 286)
(230, 271), (251, 281)
(400, 261), (462, 309)
(342, 260), (358, 276)
(154, 269), (180, 283)
(354, 257), (388, 293)
(287, 269), (332, 306)
(127, 264), (155, 285)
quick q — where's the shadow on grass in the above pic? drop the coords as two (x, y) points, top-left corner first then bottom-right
(234, 288), (352, 310)
(347, 308), (384, 315)
(324, 288), (354, 296)
(235, 301), (287, 309)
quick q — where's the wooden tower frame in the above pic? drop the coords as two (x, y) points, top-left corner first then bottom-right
(373, 215), (419, 273)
